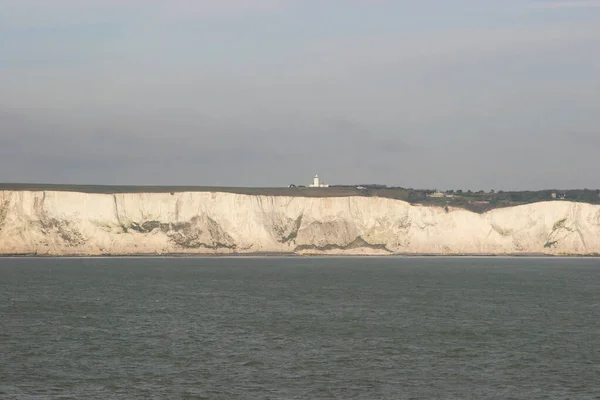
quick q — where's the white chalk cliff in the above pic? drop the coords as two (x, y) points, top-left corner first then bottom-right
(1, 190), (600, 256)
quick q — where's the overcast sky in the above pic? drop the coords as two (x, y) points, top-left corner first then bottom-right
(1, 0), (599, 190)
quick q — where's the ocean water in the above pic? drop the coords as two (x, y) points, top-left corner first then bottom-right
(0, 257), (598, 400)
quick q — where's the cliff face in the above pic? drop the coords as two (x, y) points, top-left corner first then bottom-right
(1, 190), (600, 256)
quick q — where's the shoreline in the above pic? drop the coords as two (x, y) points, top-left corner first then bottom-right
(2, 252), (600, 258)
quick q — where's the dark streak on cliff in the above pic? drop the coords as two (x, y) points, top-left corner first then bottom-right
(294, 236), (391, 253)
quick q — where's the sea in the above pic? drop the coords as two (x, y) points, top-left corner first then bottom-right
(0, 257), (598, 399)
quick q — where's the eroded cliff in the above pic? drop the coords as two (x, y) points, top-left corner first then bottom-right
(1, 190), (599, 256)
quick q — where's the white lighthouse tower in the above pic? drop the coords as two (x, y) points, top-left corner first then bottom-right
(310, 174), (329, 188)
(312, 175), (320, 187)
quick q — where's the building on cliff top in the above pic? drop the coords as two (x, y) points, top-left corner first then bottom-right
(310, 175), (329, 188)
(428, 190), (448, 198)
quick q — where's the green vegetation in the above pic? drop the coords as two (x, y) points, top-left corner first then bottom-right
(129, 220), (162, 233)
(332, 186), (600, 213)
(279, 215), (303, 243)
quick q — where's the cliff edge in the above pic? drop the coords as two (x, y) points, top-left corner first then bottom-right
(1, 190), (599, 256)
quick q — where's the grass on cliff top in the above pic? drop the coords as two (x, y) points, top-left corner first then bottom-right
(1, 183), (599, 213)
(0, 183), (363, 196)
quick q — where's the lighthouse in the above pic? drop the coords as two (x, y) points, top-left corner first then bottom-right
(309, 174), (329, 188)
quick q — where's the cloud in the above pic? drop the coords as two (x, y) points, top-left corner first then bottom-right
(529, 1), (600, 9)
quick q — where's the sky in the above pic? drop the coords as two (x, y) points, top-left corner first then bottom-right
(1, 0), (599, 190)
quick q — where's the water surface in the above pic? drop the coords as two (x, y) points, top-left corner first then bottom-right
(1, 257), (598, 399)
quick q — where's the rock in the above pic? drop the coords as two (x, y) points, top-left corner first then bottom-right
(1, 190), (599, 256)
